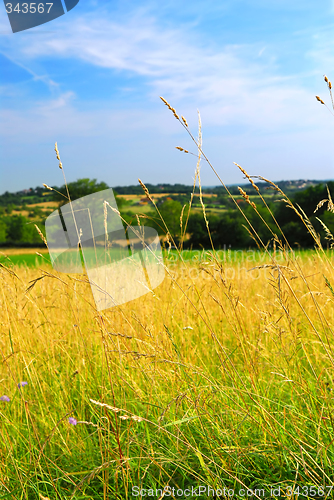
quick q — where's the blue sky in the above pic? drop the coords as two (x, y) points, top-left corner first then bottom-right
(0, 0), (333, 194)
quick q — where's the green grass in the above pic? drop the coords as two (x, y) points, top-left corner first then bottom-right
(3, 247), (334, 272)
(0, 253), (51, 268)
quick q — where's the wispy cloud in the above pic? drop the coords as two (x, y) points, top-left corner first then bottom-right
(0, 50), (59, 91)
(1, 7), (328, 132)
(0, 1), (332, 192)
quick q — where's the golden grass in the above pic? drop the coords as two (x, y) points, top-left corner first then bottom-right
(0, 248), (50, 255)
(2, 247), (334, 384)
(2, 246), (334, 495)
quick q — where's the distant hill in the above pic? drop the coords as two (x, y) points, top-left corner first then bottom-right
(0, 179), (331, 206)
(0, 178), (333, 249)
(203, 179), (332, 196)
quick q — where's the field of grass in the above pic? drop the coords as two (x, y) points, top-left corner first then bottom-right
(0, 252), (51, 268)
(0, 246), (324, 269)
(1, 242), (334, 498)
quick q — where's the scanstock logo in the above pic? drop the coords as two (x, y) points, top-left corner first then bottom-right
(45, 189), (165, 311)
(3, 0), (80, 33)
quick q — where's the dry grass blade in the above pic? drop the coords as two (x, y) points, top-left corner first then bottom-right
(138, 178), (153, 202)
(0, 261), (21, 280)
(324, 275), (334, 298)
(90, 398), (124, 413)
(314, 186), (334, 214)
(315, 75), (334, 116)
(314, 199), (328, 213)
(25, 275), (47, 293)
(326, 185), (334, 212)
(34, 224), (48, 248)
(315, 218), (334, 247)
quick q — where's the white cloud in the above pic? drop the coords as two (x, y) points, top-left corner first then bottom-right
(1, 7), (329, 135)
(0, 2), (332, 191)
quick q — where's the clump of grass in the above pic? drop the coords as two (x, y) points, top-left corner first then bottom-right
(0, 78), (334, 499)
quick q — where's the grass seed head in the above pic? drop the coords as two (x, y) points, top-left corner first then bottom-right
(34, 225), (48, 247)
(160, 96), (180, 118)
(238, 186), (249, 202)
(131, 415), (144, 422)
(181, 116), (188, 127)
(138, 178), (153, 202)
(90, 399), (123, 412)
(54, 142), (63, 168)
(54, 142), (60, 160)
(314, 199), (328, 213)
(159, 96), (173, 111)
(234, 163), (259, 192)
(103, 201), (109, 242)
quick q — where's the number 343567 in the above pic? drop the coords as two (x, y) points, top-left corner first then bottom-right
(5, 3), (53, 14)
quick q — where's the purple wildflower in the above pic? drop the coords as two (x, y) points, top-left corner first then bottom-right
(18, 381), (28, 388)
(0, 395), (10, 402)
(69, 417), (77, 426)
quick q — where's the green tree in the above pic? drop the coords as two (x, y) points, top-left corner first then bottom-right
(2, 215), (42, 245)
(5, 215), (26, 243)
(186, 212), (210, 248)
(0, 219), (7, 243)
(51, 178), (110, 206)
(157, 199), (183, 239)
(5, 203), (16, 215)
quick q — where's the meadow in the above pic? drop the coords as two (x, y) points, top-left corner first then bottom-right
(1, 243), (334, 499)
(1, 79), (333, 500)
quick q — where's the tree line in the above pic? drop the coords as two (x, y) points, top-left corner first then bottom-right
(141, 183), (334, 250)
(0, 178), (333, 249)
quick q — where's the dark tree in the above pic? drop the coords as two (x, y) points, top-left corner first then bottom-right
(51, 178), (110, 206)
